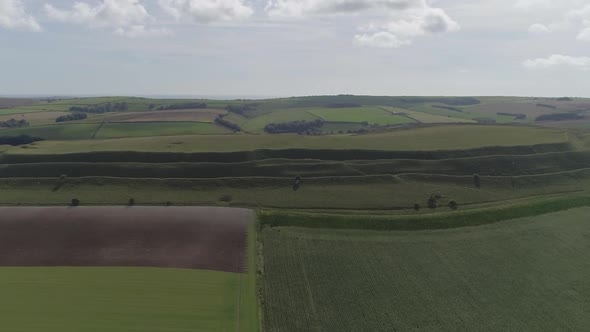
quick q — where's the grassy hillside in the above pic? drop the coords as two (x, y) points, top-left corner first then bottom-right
(3, 125), (567, 154)
(260, 208), (590, 331)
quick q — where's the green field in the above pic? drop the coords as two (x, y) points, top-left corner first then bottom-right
(95, 122), (231, 139)
(308, 107), (415, 125)
(242, 109), (320, 133)
(3, 125), (567, 154)
(260, 208), (590, 331)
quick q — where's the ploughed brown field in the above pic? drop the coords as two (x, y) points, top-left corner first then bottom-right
(0, 206), (252, 273)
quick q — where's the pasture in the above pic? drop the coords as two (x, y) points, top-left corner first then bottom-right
(0, 123), (100, 140)
(0, 111), (70, 126)
(308, 107), (416, 125)
(0, 207), (258, 332)
(260, 208), (590, 331)
(90, 109), (226, 123)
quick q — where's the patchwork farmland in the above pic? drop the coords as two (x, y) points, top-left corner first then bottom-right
(1, 95), (590, 331)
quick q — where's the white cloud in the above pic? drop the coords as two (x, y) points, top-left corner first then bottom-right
(45, 0), (150, 29)
(514, 0), (554, 10)
(266, 0), (459, 48)
(528, 23), (550, 33)
(0, 0), (41, 31)
(578, 26), (590, 41)
(523, 54), (590, 69)
(114, 25), (172, 38)
(158, 0), (254, 23)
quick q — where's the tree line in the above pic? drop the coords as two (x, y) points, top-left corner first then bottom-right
(225, 104), (257, 115)
(56, 113), (88, 123)
(0, 135), (43, 146)
(214, 115), (242, 132)
(497, 112), (526, 120)
(70, 102), (128, 113)
(536, 113), (584, 122)
(265, 119), (324, 134)
(0, 118), (29, 128)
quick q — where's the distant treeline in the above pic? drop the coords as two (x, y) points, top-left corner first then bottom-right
(497, 112), (526, 120)
(56, 113), (88, 123)
(70, 102), (128, 113)
(432, 105), (464, 113)
(536, 113), (584, 122)
(153, 102), (208, 110)
(556, 97), (574, 101)
(0, 118), (29, 128)
(325, 103), (362, 108)
(536, 103), (557, 110)
(214, 116), (241, 132)
(0, 135), (43, 146)
(226, 104), (257, 115)
(265, 119), (324, 134)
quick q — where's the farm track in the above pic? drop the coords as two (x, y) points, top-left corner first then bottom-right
(0, 206), (253, 272)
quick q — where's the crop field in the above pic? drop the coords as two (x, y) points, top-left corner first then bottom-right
(0, 207), (258, 332)
(3, 125), (567, 154)
(94, 122), (231, 138)
(308, 107), (416, 125)
(260, 208), (590, 331)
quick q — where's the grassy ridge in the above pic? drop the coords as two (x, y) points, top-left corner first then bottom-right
(259, 195), (590, 230)
(260, 208), (590, 331)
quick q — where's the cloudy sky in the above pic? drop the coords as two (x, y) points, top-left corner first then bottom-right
(1, 0), (589, 97)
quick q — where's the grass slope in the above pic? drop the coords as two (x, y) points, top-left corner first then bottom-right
(260, 208), (590, 331)
(4, 125), (567, 154)
(95, 122), (231, 139)
(308, 107), (415, 125)
(0, 124), (100, 140)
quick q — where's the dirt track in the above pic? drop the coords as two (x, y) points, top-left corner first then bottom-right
(0, 207), (253, 273)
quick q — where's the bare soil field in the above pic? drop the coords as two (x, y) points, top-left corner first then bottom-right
(97, 109), (226, 123)
(0, 111), (70, 126)
(0, 206), (253, 272)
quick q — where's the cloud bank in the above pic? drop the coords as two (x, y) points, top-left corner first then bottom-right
(524, 54), (590, 69)
(158, 0), (254, 23)
(265, 0), (459, 48)
(0, 0), (41, 31)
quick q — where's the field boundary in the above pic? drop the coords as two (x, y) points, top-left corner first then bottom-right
(258, 195), (590, 231)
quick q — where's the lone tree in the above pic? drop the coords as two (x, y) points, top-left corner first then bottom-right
(128, 198), (135, 206)
(427, 196), (438, 209)
(165, 201), (172, 207)
(473, 173), (481, 188)
(413, 203), (421, 211)
(71, 198), (80, 207)
(448, 200), (458, 210)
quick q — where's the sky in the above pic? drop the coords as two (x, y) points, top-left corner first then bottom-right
(1, 0), (590, 98)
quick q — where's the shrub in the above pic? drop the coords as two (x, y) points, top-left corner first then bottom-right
(71, 198), (80, 207)
(427, 197), (438, 209)
(448, 200), (458, 210)
(473, 174), (481, 188)
(128, 198), (135, 206)
(219, 194), (232, 202)
(413, 203), (421, 211)
(165, 201), (172, 206)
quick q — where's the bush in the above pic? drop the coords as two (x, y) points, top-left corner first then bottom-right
(0, 135), (43, 146)
(219, 194), (232, 202)
(56, 113), (88, 123)
(427, 197), (438, 209)
(448, 200), (458, 210)
(413, 203), (421, 211)
(473, 174), (481, 188)
(128, 198), (135, 206)
(165, 201), (172, 206)
(71, 198), (80, 207)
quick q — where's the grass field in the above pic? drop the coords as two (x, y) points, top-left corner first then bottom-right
(242, 109), (320, 133)
(3, 125), (567, 154)
(385, 107), (475, 124)
(260, 208), (590, 331)
(0, 267), (242, 331)
(308, 107), (416, 125)
(0, 111), (70, 126)
(95, 122), (231, 139)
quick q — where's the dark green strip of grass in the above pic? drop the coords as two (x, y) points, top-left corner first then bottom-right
(259, 195), (590, 231)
